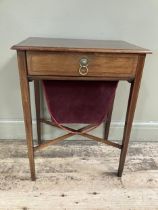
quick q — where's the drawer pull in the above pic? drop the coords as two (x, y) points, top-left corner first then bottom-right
(79, 57), (89, 76)
(79, 66), (88, 75)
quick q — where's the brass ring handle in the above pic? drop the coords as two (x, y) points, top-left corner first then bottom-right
(79, 57), (89, 76)
(79, 66), (89, 76)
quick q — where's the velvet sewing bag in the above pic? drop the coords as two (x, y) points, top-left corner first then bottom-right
(42, 80), (118, 125)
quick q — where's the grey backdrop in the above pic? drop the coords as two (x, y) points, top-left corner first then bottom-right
(0, 0), (157, 141)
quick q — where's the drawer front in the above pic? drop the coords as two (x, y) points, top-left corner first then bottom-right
(27, 51), (138, 78)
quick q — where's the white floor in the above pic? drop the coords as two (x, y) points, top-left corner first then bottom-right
(0, 140), (158, 210)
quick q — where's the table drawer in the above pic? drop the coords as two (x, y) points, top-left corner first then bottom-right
(27, 51), (138, 78)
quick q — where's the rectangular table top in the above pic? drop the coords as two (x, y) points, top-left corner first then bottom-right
(12, 37), (151, 54)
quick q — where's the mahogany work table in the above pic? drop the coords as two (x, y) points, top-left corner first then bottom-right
(12, 37), (151, 181)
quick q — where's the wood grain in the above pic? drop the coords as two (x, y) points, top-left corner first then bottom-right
(17, 51), (36, 181)
(104, 97), (115, 140)
(118, 54), (146, 177)
(27, 51), (138, 78)
(34, 80), (41, 145)
(12, 37), (151, 54)
(12, 37), (150, 180)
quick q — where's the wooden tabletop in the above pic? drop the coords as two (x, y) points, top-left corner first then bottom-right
(12, 37), (151, 54)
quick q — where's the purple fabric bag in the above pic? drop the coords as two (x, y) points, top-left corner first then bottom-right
(42, 80), (118, 125)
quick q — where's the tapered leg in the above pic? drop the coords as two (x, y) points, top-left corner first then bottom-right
(17, 51), (36, 181)
(118, 55), (146, 177)
(104, 97), (115, 140)
(34, 80), (42, 145)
